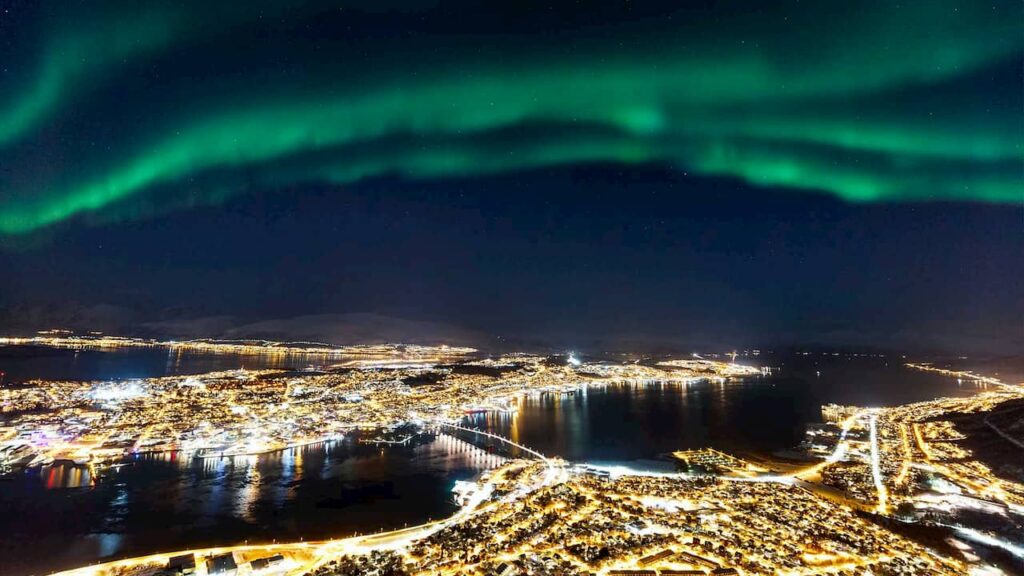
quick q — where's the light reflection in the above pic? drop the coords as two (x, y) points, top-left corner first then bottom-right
(96, 533), (123, 559)
(42, 462), (93, 489)
(235, 456), (261, 522)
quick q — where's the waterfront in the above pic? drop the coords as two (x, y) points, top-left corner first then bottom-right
(0, 346), (1000, 574)
(0, 433), (497, 575)
(0, 345), (304, 384)
(470, 352), (993, 461)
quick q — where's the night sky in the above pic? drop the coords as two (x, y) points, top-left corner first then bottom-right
(0, 1), (1021, 353)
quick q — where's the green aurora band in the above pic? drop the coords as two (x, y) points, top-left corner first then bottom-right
(0, 12), (176, 147)
(0, 1), (1021, 235)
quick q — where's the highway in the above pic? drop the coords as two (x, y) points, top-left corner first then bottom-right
(868, 412), (888, 513)
(788, 410), (861, 481)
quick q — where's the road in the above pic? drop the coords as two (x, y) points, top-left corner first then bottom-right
(984, 416), (1024, 450)
(868, 412), (888, 513)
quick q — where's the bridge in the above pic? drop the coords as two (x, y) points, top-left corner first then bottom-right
(436, 422), (550, 464)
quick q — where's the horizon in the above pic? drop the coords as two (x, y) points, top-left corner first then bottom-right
(0, 323), (1018, 360)
(1, 2), (1022, 356)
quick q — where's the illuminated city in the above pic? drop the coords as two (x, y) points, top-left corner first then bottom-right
(1, 334), (758, 469)
(1, 1), (1021, 574)
(0, 334), (1021, 575)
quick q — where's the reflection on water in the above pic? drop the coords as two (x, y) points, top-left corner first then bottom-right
(473, 378), (819, 461)
(41, 462), (95, 489)
(472, 355), (988, 462)
(0, 345), (323, 384)
(0, 351), (987, 575)
(0, 433), (500, 575)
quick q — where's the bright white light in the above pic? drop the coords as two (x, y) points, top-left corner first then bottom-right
(89, 382), (146, 402)
(869, 413), (887, 511)
(954, 526), (1024, 560)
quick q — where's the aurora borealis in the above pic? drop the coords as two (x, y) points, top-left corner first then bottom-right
(0, 0), (1021, 235)
(0, 0), (1022, 354)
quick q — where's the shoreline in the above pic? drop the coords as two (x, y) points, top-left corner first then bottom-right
(15, 364), (1024, 574)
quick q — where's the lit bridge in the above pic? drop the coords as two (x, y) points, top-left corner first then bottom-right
(436, 422), (550, 463)
(434, 432), (508, 469)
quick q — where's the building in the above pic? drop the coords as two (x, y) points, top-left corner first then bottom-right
(638, 549), (674, 566)
(491, 562), (516, 576)
(206, 553), (238, 576)
(156, 554), (195, 576)
(676, 551), (718, 568)
(250, 554), (285, 572)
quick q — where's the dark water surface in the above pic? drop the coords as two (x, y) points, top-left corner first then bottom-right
(0, 345), (307, 384)
(0, 347), (986, 574)
(0, 434), (495, 575)
(471, 353), (990, 462)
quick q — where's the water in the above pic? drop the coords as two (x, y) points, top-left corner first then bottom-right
(0, 345), (302, 384)
(468, 354), (992, 463)
(0, 346), (988, 574)
(0, 433), (498, 575)
(470, 378), (817, 462)
(764, 352), (996, 406)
